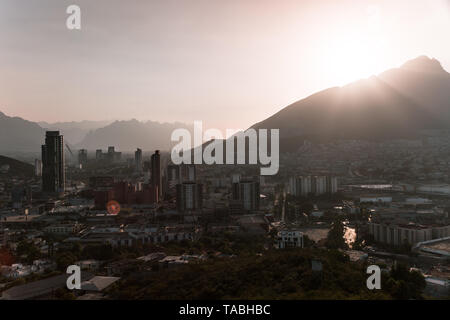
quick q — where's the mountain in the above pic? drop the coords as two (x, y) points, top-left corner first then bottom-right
(252, 56), (450, 149)
(77, 119), (193, 152)
(38, 120), (113, 145)
(0, 111), (45, 153)
(0, 155), (34, 177)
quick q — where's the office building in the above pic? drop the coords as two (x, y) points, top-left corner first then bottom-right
(107, 146), (122, 162)
(151, 150), (162, 198)
(41, 131), (65, 193)
(176, 182), (203, 212)
(34, 159), (42, 177)
(326, 176), (338, 194)
(232, 180), (260, 211)
(135, 148), (143, 173)
(78, 149), (88, 168)
(289, 176), (312, 197)
(312, 176), (327, 195)
(289, 175), (337, 197)
(368, 222), (450, 246)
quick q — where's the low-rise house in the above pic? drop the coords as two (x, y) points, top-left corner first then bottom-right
(1, 272), (94, 300)
(75, 260), (103, 272)
(44, 222), (82, 235)
(80, 276), (120, 293)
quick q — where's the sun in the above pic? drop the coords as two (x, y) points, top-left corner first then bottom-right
(314, 5), (390, 87)
(318, 31), (388, 86)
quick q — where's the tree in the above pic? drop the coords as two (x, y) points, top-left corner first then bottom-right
(385, 263), (426, 299)
(325, 218), (348, 249)
(0, 247), (15, 265)
(55, 252), (78, 271)
(16, 240), (40, 263)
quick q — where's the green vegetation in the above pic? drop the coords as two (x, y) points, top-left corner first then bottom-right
(325, 217), (348, 250)
(108, 248), (425, 300)
(16, 240), (41, 264)
(384, 263), (426, 299)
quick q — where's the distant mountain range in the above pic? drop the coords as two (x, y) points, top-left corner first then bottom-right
(252, 56), (450, 150)
(0, 112), (191, 153)
(0, 111), (45, 153)
(1, 55), (449, 154)
(38, 120), (113, 145)
(76, 119), (193, 152)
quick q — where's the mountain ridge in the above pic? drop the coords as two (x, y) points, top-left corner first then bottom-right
(252, 55), (450, 149)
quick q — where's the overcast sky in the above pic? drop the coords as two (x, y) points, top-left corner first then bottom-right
(0, 0), (449, 131)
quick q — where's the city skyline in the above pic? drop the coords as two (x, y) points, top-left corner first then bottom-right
(1, 1), (450, 305)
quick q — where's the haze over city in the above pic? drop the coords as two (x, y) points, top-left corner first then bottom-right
(1, 0), (450, 131)
(1, 0), (450, 306)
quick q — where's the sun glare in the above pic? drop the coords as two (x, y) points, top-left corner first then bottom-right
(323, 33), (387, 86)
(316, 5), (389, 86)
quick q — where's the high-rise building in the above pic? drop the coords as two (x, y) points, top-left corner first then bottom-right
(41, 131), (65, 193)
(232, 180), (260, 211)
(167, 164), (180, 182)
(312, 176), (327, 196)
(181, 164), (196, 182)
(135, 148), (143, 173)
(78, 149), (88, 168)
(289, 176), (312, 197)
(290, 175), (337, 197)
(326, 176), (338, 194)
(107, 146), (121, 162)
(96, 149), (103, 160)
(151, 150), (161, 198)
(34, 159), (42, 177)
(176, 182), (203, 212)
(166, 164), (196, 198)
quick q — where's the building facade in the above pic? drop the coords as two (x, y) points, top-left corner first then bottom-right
(41, 131), (65, 193)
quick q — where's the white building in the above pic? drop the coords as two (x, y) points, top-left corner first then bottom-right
(313, 176), (327, 195)
(369, 223), (450, 246)
(275, 230), (304, 249)
(290, 175), (337, 197)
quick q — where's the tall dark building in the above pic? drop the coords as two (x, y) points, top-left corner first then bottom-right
(151, 150), (161, 198)
(41, 131), (65, 193)
(78, 149), (88, 167)
(232, 180), (260, 212)
(167, 164), (196, 184)
(176, 182), (202, 212)
(135, 148), (143, 173)
(96, 149), (103, 160)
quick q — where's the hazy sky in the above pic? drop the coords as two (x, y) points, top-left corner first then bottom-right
(0, 0), (449, 131)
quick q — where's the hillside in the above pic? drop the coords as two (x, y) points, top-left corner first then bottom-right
(109, 249), (424, 300)
(0, 155), (34, 177)
(0, 112), (45, 153)
(252, 56), (450, 150)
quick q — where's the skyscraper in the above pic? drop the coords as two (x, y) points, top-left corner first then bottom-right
(326, 176), (338, 194)
(289, 176), (312, 197)
(135, 148), (143, 173)
(78, 149), (88, 168)
(232, 179), (260, 212)
(34, 159), (42, 177)
(176, 182), (203, 212)
(151, 150), (161, 198)
(96, 149), (103, 160)
(41, 131), (65, 194)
